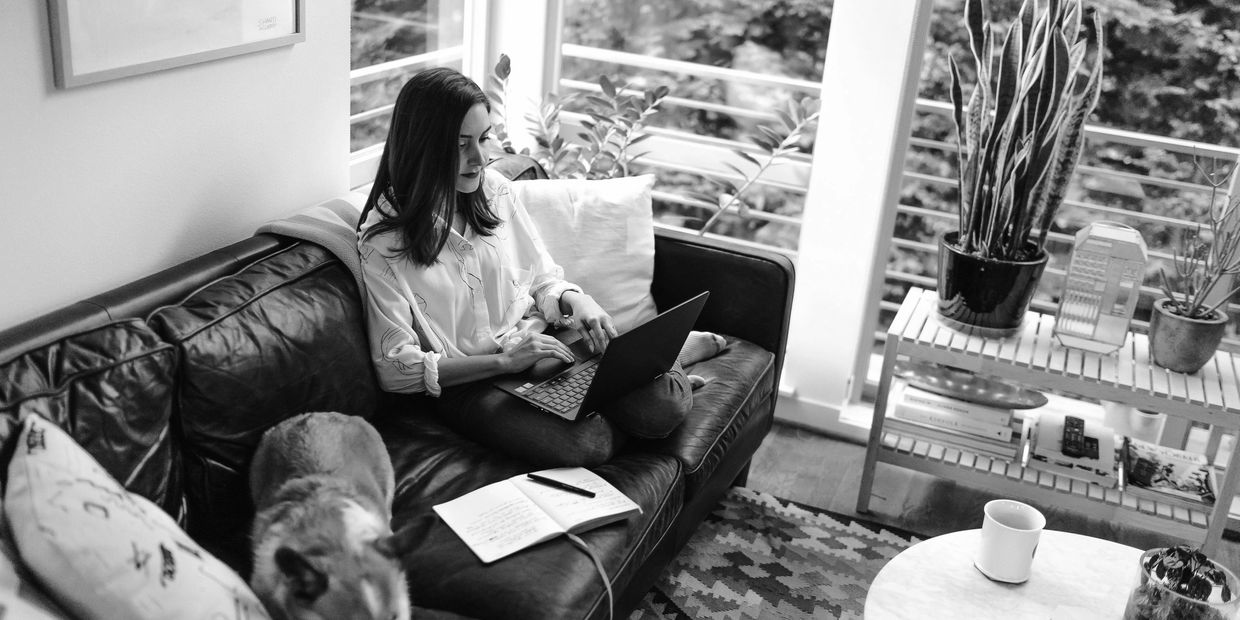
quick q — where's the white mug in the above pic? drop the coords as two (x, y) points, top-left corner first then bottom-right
(974, 499), (1045, 583)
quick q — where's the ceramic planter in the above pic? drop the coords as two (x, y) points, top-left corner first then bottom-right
(1148, 298), (1228, 374)
(936, 231), (1049, 336)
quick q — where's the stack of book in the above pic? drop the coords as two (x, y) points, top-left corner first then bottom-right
(884, 381), (1023, 460)
(1024, 411), (1118, 487)
(1121, 436), (1217, 509)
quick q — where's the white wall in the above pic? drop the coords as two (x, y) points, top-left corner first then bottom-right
(0, 1), (351, 330)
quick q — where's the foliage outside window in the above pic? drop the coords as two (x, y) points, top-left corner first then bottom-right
(891, 0), (1240, 339)
(351, 0), (464, 152)
(561, 0), (833, 251)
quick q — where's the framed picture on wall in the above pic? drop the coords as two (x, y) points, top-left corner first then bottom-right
(46, 0), (305, 89)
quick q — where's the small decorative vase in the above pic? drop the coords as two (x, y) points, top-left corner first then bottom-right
(1124, 547), (1240, 620)
(1148, 298), (1228, 374)
(936, 231), (1049, 336)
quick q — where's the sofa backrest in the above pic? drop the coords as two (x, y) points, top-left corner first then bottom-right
(147, 241), (379, 567)
(0, 319), (182, 516)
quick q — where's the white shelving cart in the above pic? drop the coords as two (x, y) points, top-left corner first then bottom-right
(857, 287), (1240, 554)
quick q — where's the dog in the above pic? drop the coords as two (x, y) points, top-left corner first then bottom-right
(249, 411), (411, 620)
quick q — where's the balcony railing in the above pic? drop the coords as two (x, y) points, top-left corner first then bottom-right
(346, 41), (1240, 352)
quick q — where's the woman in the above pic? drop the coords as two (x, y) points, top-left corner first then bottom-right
(357, 68), (718, 466)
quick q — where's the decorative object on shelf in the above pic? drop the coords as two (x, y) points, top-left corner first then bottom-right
(1054, 222), (1148, 353)
(486, 55), (819, 236)
(938, 0), (1106, 335)
(1150, 154), (1240, 374)
(1124, 546), (1238, 620)
(895, 359), (1047, 409)
(47, 0), (305, 89)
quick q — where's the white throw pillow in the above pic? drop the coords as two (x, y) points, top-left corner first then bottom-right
(511, 175), (659, 332)
(5, 415), (271, 620)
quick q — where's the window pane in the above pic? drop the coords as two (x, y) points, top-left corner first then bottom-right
(561, 0), (832, 252)
(350, 1), (465, 152)
(351, 1), (462, 69)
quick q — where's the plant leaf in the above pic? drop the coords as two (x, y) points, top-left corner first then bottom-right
(494, 54), (511, 80)
(599, 75), (617, 98)
(965, 0), (989, 86)
(733, 148), (761, 167)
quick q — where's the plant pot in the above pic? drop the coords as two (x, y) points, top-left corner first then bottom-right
(1148, 298), (1228, 374)
(1124, 548), (1239, 620)
(936, 231), (1049, 336)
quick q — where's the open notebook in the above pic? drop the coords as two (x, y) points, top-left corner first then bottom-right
(432, 467), (642, 563)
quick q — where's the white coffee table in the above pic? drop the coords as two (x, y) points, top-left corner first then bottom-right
(865, 529), (1142, 619)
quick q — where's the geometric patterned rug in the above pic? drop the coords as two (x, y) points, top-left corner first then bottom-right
(629, 487), (925, 620)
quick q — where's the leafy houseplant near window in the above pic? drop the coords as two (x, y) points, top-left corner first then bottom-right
(1149, 155), (1240, 374)
(940, 0), (1105, 334)
(486, 55), (820, 236)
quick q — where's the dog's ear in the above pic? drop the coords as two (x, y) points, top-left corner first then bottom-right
(275, 546), (328, 601)
(374, 519), (428, 559)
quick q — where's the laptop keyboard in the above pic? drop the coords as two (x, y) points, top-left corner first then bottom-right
(527, 364), (597, 412)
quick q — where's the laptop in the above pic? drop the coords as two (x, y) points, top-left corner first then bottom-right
(495, 291), (710, 421)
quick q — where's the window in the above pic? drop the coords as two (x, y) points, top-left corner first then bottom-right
(558, 0), (833, 252)
(350, 0), (470, 186)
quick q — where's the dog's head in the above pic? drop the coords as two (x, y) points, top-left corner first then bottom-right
(259, 534), (411, 620)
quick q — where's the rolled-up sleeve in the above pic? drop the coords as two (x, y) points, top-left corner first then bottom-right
(358, 244), (443, 396)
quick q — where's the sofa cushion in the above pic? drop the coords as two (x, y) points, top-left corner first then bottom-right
(372, 410), (683, 620)
(0, 319), (179, 515)
(5, 414), (270, 620)
(512, 175), (659, 333)
(637, 336), (776, 497)
(147, 241), (379, 569)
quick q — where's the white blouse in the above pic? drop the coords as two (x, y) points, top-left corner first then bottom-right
(357, 170), (580, 396)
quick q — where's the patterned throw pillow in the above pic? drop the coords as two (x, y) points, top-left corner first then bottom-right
(4, 414), (271, 620)
(0, 500), (70, 620)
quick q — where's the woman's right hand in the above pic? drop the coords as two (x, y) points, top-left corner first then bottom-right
(500, 333), (574, 373)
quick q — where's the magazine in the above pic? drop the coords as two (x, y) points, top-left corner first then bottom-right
(1122, 437), (1216, 508)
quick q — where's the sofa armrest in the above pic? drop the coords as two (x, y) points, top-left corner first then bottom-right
(651, 226), (795, 381)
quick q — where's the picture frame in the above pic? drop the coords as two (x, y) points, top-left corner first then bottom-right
(46, 0), (305, 89)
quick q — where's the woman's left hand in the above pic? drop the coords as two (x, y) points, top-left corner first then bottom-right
(561, 291), (617, 353)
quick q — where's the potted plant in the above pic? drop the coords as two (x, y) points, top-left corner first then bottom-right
(486, 55), (819, 235)
(1150, 154), (1240, 374)
(1124, 545), (1238, 620)
(941, 0), (1105, 334)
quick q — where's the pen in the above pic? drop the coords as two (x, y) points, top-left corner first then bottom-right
(526, 473), (596, 498)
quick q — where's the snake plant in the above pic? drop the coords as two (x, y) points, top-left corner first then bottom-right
(948, 0), (1106, 261)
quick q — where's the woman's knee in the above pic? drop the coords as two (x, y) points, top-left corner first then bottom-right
(603, 366), (692, 440)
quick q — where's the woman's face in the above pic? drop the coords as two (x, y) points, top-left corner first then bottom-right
(456, 103), (491, 194)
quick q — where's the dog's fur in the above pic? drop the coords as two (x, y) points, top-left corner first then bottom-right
(249, 411), (411, 620)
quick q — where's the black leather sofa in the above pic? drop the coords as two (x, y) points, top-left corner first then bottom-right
(0, 186), (794, 619)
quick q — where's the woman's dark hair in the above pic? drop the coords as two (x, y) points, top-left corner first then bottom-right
(360, 67), (500, 266)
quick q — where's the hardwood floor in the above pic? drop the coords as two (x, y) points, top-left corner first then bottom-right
(746, 421), (1240, 572)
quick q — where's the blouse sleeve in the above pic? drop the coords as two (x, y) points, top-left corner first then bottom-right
(358, 241), (443, 396)
(502, 179), (581, 323)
